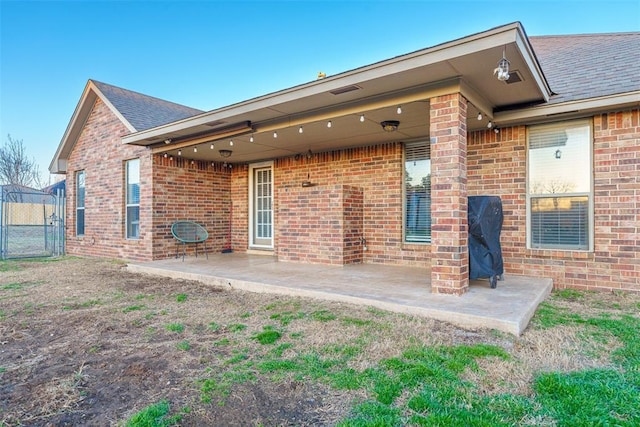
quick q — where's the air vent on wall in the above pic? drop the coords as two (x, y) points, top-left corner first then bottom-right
(505, 70), (523, 84)
(330, 85), (361, 95)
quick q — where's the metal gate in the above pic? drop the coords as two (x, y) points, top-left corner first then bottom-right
(0, 187), (65, 259)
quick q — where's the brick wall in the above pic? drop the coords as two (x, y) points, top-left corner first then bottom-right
(257, 144), (430, 267)
(150, 156), (231, 259)
(276, 184), (363, 264)
(468, 108), (639, 293)
(65, 98), (152, 260)
(429, 94), (469, 295)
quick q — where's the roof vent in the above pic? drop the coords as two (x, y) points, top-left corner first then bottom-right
(505, 70), (523, 84)
(330, 85), (361, 95)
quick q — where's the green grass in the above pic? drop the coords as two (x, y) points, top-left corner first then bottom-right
(164, 323), (185, 333)
(252, 326), (282, 345)
(62, 299), (101, 310)
(175, 293), (187, 303)
(176, 340), (191, 351)
(123, 305), (146, 313)
(227, 323), (247, 333)
(1, 281), (42, 291)
(125, 400), (182, 427)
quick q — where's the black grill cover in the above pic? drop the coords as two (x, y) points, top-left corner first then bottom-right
(468, 196), (504, 287)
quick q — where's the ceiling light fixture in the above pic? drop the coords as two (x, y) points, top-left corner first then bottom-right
(273, 131), (278, 138)
(327, 120), (332, 128)
(219, 149), (232, 158)
(381, 120), (400, 132)
(494, 48), (510, 81)
(163, 153), (167, 158)
(210, 143), (214, 149)
(494, 127), (500, 134)
(194, 147), (198, 153)
(299, 126), (303, 134)
(178, 149), (182, 156)
(397, 106), (402, 114)
(360, 114), (365, 122)
(477, 112), (483, 121)
(555, 149), (562, 159)
(487, 121), (493, 129)
(229, 140), (234, 146)
(164, 138), (171, 144)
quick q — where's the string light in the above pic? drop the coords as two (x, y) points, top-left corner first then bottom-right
(210, 143), (214, 149)
(360, 114), (365, 122)
(299, 126), (303, 134)
(327, 120), (332, 128)
(163, 153), (167, 158)
(193, 147), (197, 153)
(178, 149), (182, 156)
(229, 140), (234, 146)
(477, 112), (483, 121)
(397, 106), (402, 114)
(273, 131), (278, 138)
(250, 134), (254, 143)
(487, 121), (493, 129)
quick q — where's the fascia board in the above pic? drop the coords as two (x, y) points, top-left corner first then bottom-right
(494, 91), (640, 125)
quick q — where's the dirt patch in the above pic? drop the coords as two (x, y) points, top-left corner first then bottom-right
(1, 258), (637, 426)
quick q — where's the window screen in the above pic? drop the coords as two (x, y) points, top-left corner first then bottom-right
(527, 121), (592, 250)
(404, 141), (431, 243)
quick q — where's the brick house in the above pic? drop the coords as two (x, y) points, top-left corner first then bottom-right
(49, 23), (639, 294)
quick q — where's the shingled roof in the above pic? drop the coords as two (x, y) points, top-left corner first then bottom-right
(530, 32), (640, 104)
(92, 80), (204, 131)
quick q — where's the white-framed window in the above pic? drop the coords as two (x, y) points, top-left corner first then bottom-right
(76, 170), (85, 236)
(404, 141), (431, 243)
(125, 159), (140, 239)
(527, 120), (593, 250)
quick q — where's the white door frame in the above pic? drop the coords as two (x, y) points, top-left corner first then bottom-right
(248, 161), (274, 249)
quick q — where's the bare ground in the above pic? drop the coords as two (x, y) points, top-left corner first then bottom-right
(1, 257), (638, 426)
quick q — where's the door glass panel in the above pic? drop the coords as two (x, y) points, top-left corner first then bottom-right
(253, 167), (273, 246)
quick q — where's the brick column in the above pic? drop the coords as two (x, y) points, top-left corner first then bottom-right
(429, 93), (469, 295)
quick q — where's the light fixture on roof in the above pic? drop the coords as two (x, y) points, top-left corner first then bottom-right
(219, 149), (232, 158)
(164, 138), (171, 144)
(555, 149), (562, 159)
(381, 120), (400, 132)
(397, 106), (402, 114)
(494, 48), (510, 81)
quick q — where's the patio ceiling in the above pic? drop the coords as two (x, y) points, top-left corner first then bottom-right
(125, 22), (550, 164)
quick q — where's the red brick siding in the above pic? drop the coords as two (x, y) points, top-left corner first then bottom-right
(65, 98), (152, 260)
(469, 109), (639, 293)
(429, 94), (469, 295)
(277, 184), (363, 265)
(150, 156), (231, 259)
(260, 144), (430, 267)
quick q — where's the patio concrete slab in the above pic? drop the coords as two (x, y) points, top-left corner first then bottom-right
(127, 253), (552, 335)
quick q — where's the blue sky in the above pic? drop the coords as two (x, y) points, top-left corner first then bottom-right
(1, 0), (638, 183)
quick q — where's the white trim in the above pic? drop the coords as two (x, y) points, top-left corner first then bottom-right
(248, 161), (274, 250)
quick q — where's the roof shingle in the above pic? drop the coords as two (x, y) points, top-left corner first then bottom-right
(92, 80), (204, 131)
(530, 33), (640, 104)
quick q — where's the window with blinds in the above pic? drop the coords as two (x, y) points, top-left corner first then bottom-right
(404, 141), (431, 243)
(125, 159), (140, 239)
(527, 120), (592, 250)
(76, 171), (85, 236)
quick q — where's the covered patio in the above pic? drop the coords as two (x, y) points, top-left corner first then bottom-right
(127, 253), (552, 335)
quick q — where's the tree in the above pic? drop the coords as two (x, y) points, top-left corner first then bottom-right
(0, 134), (45, 188)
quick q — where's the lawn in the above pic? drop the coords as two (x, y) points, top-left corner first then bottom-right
(0, 257), (638, 426)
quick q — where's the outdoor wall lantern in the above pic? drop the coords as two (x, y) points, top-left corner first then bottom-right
(381, 120), (400, 132)
(555, 149), (562, 159)
(494, 49), (510, 81)
(219, 149), (232, 158)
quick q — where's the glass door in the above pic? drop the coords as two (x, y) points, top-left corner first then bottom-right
(251, 164), (273, 248)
